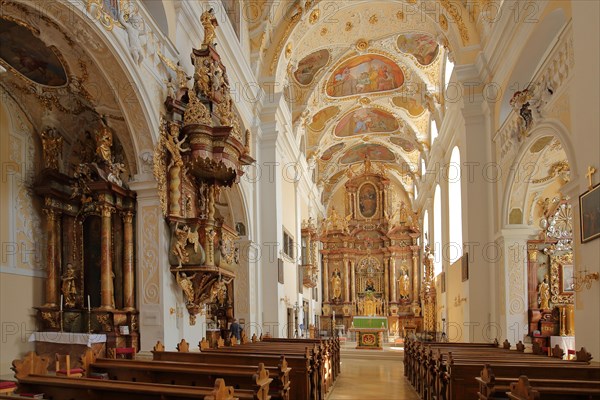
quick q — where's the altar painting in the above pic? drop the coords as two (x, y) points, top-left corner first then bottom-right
(0, 18), (68, 86)
(334, 108), (399, 137)
(326, 54), (404, 97)
(294, 49), (330, 85)
(339, 144), (395, 164)
(359, 183), (377, 218)
(397, 33), (439, 66)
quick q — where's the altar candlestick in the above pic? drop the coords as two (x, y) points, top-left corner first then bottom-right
(60, 295), (63, 312)
(88, 295), (91, 312)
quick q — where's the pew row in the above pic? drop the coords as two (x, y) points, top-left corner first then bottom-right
(153, 349), (314, 400)
(11, 352), (245, 400)
(88, 356), (285, 400)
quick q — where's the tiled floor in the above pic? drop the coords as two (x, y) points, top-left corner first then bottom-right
(328, 347), (420, 399)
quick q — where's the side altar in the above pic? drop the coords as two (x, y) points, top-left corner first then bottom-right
(350, 316), (388, 350)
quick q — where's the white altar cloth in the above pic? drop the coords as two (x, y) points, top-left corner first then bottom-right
(550, 335), (575, 359)
(29, 332), (107, 347)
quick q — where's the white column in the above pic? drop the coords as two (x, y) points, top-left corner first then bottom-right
(569, 0), (600, 360)
(130, 175), (184, 351)
(458, 88), (494, 343)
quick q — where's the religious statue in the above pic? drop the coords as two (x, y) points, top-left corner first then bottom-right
(398, 266), (410, 299)
(61, 263), (77, 308)
(538, 274), (550, 310)
(331, 269), (342, 300)
(200, 8), (218, 47)
(95, 117), (113, 165)
(173, 223), (191, 267)
(41, 128), (63, 170)
(176, 272), (196, 305)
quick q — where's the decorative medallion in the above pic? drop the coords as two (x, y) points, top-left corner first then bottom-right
(356, 39), (369, 52)
(309, 9), (320, 24)
(397, 33), (440, 66)
(293, 49), (330, 86)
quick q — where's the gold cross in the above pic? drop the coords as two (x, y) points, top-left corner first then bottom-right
(586, 166), (597, 190)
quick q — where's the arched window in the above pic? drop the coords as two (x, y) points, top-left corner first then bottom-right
(444, 54), (454, 89)
(448, 147), (462, 263)
(433, 184), (442, 276)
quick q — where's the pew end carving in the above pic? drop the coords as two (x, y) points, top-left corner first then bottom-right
(12, 352), (50, 380)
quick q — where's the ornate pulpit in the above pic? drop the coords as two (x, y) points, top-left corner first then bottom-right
(153, 9), (254, 328)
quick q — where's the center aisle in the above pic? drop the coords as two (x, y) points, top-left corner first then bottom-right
(328, 345), (420, 400)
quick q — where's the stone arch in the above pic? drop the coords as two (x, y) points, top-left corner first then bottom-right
(501, 120), (577, 228)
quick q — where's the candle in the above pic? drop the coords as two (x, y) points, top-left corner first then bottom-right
(60, 295), (63, 312)
(88, 295), (91, 312)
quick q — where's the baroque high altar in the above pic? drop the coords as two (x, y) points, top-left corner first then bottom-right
(319, 160), (435, 336)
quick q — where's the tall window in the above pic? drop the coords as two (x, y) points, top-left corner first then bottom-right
(423, 210), (429, 248)
(433, 184), (442, 276)
(448, 147), (463, 264)
(430, 119), (438, 144)
(444, 55), (454, 89)
(283, 230), (294, 259)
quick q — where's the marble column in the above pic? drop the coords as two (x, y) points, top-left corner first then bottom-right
(55, 212), (62, 304)
(350, 261), (356, 303)
(43, 208), (58, 307)
(384, 256), (390, 303)
(567, 304), (575, 336)
(344, 259), (350, 302)
(390, 257), (397, 303)
(100, 204), (114, 310)
(412, 253), (419, 304)
(323, 256), (329, 302)
(123, 211), (135, 311)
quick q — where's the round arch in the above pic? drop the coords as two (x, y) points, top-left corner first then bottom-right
(501, 120), (578, 228)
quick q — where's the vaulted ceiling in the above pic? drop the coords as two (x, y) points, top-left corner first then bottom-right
(249, 0), (480, 206)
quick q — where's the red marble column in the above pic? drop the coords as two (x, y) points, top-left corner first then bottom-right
(100, 205), (114, 310)
(44, 208), (58, 307)
(123, 211), (135, 311)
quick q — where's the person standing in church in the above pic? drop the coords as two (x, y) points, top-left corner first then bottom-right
(230, 318), (242, 342)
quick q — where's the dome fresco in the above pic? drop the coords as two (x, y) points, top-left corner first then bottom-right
(339, 143), (396, 164)
(335, 108), (399, 137)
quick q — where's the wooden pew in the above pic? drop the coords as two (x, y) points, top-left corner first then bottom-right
(217, 340), (333, 396)
(477, 365), (600, 400)
(89, 357), (283, 400)
(507, 375), (600, 400)
(153, 349), (313, 400)
(404, 339), (599, 400)
(11, 352), (242, 400)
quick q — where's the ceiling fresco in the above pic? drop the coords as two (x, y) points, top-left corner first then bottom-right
(293, 48), (330, 86)
(326, 54), (404, 98)
(334, 108), (399, 137)
(339, 143), (396, 164)
(246, 0), (481, 206)
(0, 18), (68, 86)
(396, 33), (440, 66)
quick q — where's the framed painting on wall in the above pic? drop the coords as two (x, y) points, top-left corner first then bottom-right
(580, 182), (600, 243)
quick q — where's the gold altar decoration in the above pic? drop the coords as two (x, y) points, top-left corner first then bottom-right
(319, 158), (421, 334)
(34, 116), (139, 354)
(550, 251), (574, 305)
(538, 274), (550, 310)
(154, 11), (254, 325)
(301, 218), (319, 288)
(421, 245), (436, 333)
